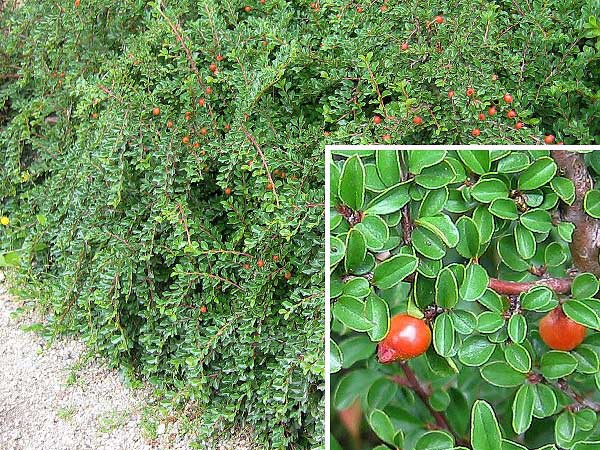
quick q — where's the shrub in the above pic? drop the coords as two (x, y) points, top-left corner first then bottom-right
(330, 149), (600, 449)
(0, 1), (324, 448)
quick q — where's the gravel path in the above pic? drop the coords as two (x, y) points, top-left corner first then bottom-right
(0, 276), (256, 450)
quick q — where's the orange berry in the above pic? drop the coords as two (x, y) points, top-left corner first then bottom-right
(377, 314), (432, 363)
(401, 42), (409, 51)
(167, 120), (174, 128)
(507, 110), (517, 119)
(478, 113), (485, 121)
(471, 128), (481, 137)
(200, 305), (207, 313)
(447, 90), (455, 98)
(373, 115), (382, 124)
(272, 255), (279, 261)
(413, 116), (423, 125)
(152, 107), (160, 116)
(466, 87), (475, 97)
(198, 98), (206, 107)
(544, 134), (555, 144)
(216, 55), (224, 61)
(266, 182), (274, 190)
(182, 135), (190, 144)
(244, 5), (252, 12)
(539, 306), (586, 351)
(434, 15), (444, 24)
(503, 93), (513, 103)
(515, 122), (524, 130)
(209, 63), (217, 73)
(257, 259), (265, 268)
(200, 127), (208, 135)
(284, 271), (292, 280)
(488, 106), (497, 116)
(225, 187), (232, 195)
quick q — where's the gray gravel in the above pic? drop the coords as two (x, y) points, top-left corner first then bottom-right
(0, 276), (257, 450)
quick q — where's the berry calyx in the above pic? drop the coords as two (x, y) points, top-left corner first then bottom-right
(373, 115), (382, 124)
(539, 306), (586, 351)
(503, 93), (513, 103)
(471, 128), (481, 137)
(152, 107), (160, 116)
(507, 110), (517, 119)
(544, 134), (555, 144)
(413, 116), (423, 125)
(377, 314), (432, 363)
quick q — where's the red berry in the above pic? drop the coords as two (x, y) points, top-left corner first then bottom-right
(447, 90), (455, 98)
(205, 87), (213, 95)
(382, 133), (391, 141)
(377, 314), (432, 363)
(434, 15), (444, 24)
(503, 93), (513, 103)
(413, 116), (423, 125)
(200, 305), (207, 313)
(216, 55), (224, 61)
(167, 120), (174, 128)
(266, 182), (274, 190)
(200, 127), (208, 135)
(471, 128), (481, 137)
(356, 6), (363, 12)
(74, 0), (80, 6)
(209, 63), (217, 73)
(515, 122), (524, 130)
(539, 306), (586, 351)
(488, 106), (497, 116)
(182, 135), (190, 144)
(257, 259), (265, 268)
(466, 87), (475, 97)
(478, 113), (485, 121)
(193, 142), (200, 148)
(198, 98), (205, 107)
(224, 124), (231, 132)
(272, 255), (279, 261)
(225, 187), (232, 195)
(284, 271), (292, 280)
(544, 134), (555, 144)
(152, 107), (160, 116)
(401, 42), (409, 51)
(373, 115), (382, 124)
(244, 5), (252, 12)
(380, 5), (387, 12)
(185, 111), (191, 120)
(507, 110), (517, 119)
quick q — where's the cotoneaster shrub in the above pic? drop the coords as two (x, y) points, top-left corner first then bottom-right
(330, 149), (600, 450)
(0, 1), (324, 448)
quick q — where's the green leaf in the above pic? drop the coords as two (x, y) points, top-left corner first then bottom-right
(545, 242), (568, 267)
(480, 362), (526, 387)
(471, 178), (509, 203)
(333, 369), (375, 409)
(557, 222), (576, 242)
(433, 313), (455, 357)
(518, 157), (557, 191)
(457, 150), (491, 175)
(412, 227), (447, 260)
(339, 155), (365, 210)
(365, 163), (387, 192)
(333, 296), (372, 332)
(414, 161), (456, 189)
(436, 268), (458, 309)
(460, 264), (489, 302)
(450, 309), (477, 335)
(376, 150), (401, 187)
(489, 198), (518, 220)
(512, 383), (535, 434)
(497, 152), (530, 173)
(365, 293), (390, 341)
(555, 411), (576, 444)
(540, 351), (578, 379)
(407, 150), (447, 174)
(502, 440), (528, 450)
(471, 400), (502, 450)
(419, 187), (448, 217)
(343, 277), (370, 298)
(520, 209), (552, 233)
(497, 236), (529, 272)
(533, 383), (557, 418)
(573, 442), (600, 450)
(372, 254), (418, 289)
(339, 335), (376, 368)
(504, 343), (531, 373)
(574, 409), (597, 431)
(330, 236), (346, 267)
(479, 289), (505, 313)
(477, 311), (505, 334)
(563, 300), (600, 329)
(369, 409), (396, 446)
(472, 206), (495, 243)
(355, 215), (389, 250)
(521, 286), (556, 312)
(458, 335), (495, 366)
(345, 229), (367, 273)
(507, 314), (527, 344)
(514, 224), (536, 259)
(367, 378), (398, 410)
(584, 190), (600, 218)
(415, 430), (454, 450)
(330, 339), (343, 373)
(415, 215), (459, 248)
(572, 273), (600, 299)
(456, 216), (480, 258)
(551, 177), (575, 205)
(331, 161), (341, 203)
(366, 182), (411, 215)
(573, 345), (599, 374)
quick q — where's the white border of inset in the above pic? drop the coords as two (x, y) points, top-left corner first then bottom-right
(323, 145), (599, 450)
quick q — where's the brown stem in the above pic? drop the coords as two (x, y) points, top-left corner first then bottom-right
(554, 379), (600, 413)
(488, 277), (572, 295)
(395, 362), (470, 447)
(552, 150), (600, 276)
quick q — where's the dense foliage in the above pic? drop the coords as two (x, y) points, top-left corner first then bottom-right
(0, 1), (324, 448)
(330, 149), (600, 450)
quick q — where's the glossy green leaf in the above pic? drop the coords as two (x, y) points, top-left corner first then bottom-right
(376, 150), (401, 187)
(460, 264), (489, 302)
(532, 383), (557, 418)
(544, 242), (568, 267)
(345, 229), (367, 273)
(471, 400), (502, 450)
(584, 190), (600, 218)
(457, 150), (491, 175)
(497, 236), (529, 272)
(414, 161), (456, 189)
(572, 273), (600, 299)
(507, 314), (527, 344)
(458, 335), (495, 366)
(456, 216), (480, 258)
(436, 268), (458, 308)
(471, 178), (509, 203)
(415, 430), (454, 450)
(472, 206), (495, 243)
(514, 224), (536, 259)
(372, 254), (418, 289)
(521, 286), (556, 312)
(504, 343), (531, 373)
(555, 411), (576, 444)
(330, 236), (346, 267)
(433, 313), (455, 357)
(497, 152), (530, 173)
(355, 215), (389, 250)
(477, 311), (505, 333)
(333, 296), (372, 332)
(366, 182), (411, 215)
(540, 351), (578, 379)
(520, 209), (552, 233)
(330, 339), (343, 373)
(339, 155), (365, 210)
(407, 150), (447, 174)
(562, 300), (600, 330)
(419, 187), (448, 217)
(518, 157), (557, 191)
(512, 383), (535, 434)
(489, 198), (518, 220)
(415, 215), (459, 248)
(369, 409), (397, 446)
(480, 362), (526, 387)
(550, 176), (575, 205)
(450, 309), (477, 335)
(339, 335), (376, 368)
(557, 221), (576, 242)
(412, 227), (447, 260)
(365, 293), (390, 341)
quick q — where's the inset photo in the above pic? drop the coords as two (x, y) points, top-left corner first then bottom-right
(328, 148), (600, 450)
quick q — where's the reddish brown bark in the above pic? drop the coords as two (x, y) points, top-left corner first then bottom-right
(488, 277), (572, 295)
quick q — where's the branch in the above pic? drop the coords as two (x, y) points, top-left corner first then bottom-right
(553, 378), (600, 413)
(488, 276), (572, 295)
(392, 363), (470, 447)
(552, 150), (600, 276)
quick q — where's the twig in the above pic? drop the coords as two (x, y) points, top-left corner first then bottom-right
(552, 150), (600, 276)
(240, 125), (280, 207)
(488, 277), (572, 295)
(553, 378), (600, 413)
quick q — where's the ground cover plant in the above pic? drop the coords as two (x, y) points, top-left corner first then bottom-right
(330, 149), (600, 450)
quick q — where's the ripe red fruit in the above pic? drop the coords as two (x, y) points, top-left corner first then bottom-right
(198, 98), (205, 107)
(382, 133), (391, 141)
(91, 112), (98, 119)
(377, 314), (432, 363)
(544, 134), (555, 144)
(401, 42), (409, 51)
(503, 93), (513, 103)
(193, 142), (200, 148)
(244, 5), (252, 12)
(413, 116), (423, 125)
(471, 128), (481, 137)
(243, 263), (250, 270)
(356, 6), (363, 12)
(152, 107), (160, 116)
(205, 87), (213, 95)
(284, 271), (292, 280)
(200, 305), (207, 313)
(167, 120), (174, 128)
(182, 135), (190, 144)
(185, 111), (191, 120)
(515, 122), (524, 129)
(209, 63), (217, 73)
(447, 90), (455, 98)
(200, 127), (208, 135)
(257, 259), (265, 268)
(488, 106), (497, 116)
(216, 55), (224, 61)
(478, 113), (485, 121)
(380, 5), (387, 12)
(466, 87), (475, 97)
(434, 15), (444, 24)
(373, 115), (382, 124)
(272, 255), (279, 261)
(266, 182), (274, 190)
(224, 124), (231, 132)
(74, 0), (80, 6)
(539, 306), (586, 351)
(507, 110), (517, 119)
(225, 187), (232, 195)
